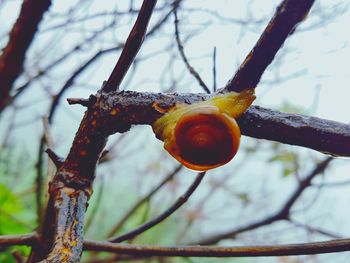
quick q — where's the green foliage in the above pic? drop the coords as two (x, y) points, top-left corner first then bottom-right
(0, 147), (36, 262)
(0, 184), (30, 234)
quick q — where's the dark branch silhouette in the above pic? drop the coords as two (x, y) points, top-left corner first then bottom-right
(223, 0), (315, 92)
(103, 0), (158, 92)
(174, 8), (210, 93)
(107, 164), (183, 237)
(108, 172), (206, 243)
(0, 0), (51, 113)
(193, 157), (333, 245)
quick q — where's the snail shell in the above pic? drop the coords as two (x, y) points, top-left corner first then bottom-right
(164, 105), (240, 171)
(153, 90), (255, 171)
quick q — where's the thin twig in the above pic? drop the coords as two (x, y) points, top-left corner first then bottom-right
(212, 47), (217, 92)
(193, 157), (333, 245)
(289, 219), (342, 239)
(108, 164), (183, 237)
(11, 19), (117, 105)
(103, 0), (158, 92)
(108, 172), (206, 243)
(48, 47), (120, 122)
(174, 9), (210, 94)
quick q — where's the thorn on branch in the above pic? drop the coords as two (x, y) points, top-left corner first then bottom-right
(67, 98), (90, 107)
(45, 148), (64, 168)
(67, 95), (97, 107)
(98, 149), (110, 164)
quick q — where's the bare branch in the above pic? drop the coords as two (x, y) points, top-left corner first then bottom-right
(0, 0), (51, 113)
(10, 19), (117, 105)
(223, 0), (315, 92)
(84, 238), (350, 257)
(107, 164), (183, 237)
(96, 91), (350, 157)
(0, 233), (37, 247)
(108, 172), (206, 243)
(193, 157), (333, 245)
(174, 8), (210, 93)
(67, 98), (91, 107)
(48, 48), (119, 123)
(212, 47), (217, 92)
(103, 0), (158, 92)
(4, 234), (350, 258)
(289, 220), (342, 239)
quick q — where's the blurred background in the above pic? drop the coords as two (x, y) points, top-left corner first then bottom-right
(0, 0), (350, 262)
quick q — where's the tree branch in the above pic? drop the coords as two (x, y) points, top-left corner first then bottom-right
(192, 157), (333, 245)
(31, 2), (161, 261)
(4, 234), (350, 258)
(0, 233), (37, 247)
(103, 0), (158, 92)
(36, 188), (88, 263)
(95, 90), (350, 157)
(108, 172), (206, 243)
(0, 0), (51, 113)
(84, 238), (350, 257)
(223, 0), (315, 92)
(30, 101), (110, 262)
(107, 164), (183, 237)
(174, 8), (210, 93)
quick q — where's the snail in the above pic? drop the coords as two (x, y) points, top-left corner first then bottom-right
(152, 89), (255, 171)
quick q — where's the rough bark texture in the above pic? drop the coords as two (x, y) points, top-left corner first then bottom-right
(30, 102), (109, 262)
(94, 90), (350, 157)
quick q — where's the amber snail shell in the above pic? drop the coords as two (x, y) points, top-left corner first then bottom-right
(152, 90), (255, 171)
(165, 105), (240, 171)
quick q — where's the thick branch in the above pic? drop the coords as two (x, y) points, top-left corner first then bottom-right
(0, 0), (51, 113)
(84, 238), (350, 257)
(32, 2), (161, 261)
(96, 90), (350, 157)
(30, 103), (110, 262)
(224, 0), (315, 92)
(37, 188), (88, 263)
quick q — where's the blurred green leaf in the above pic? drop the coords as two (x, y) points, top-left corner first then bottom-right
(0, 184), (31, 235)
